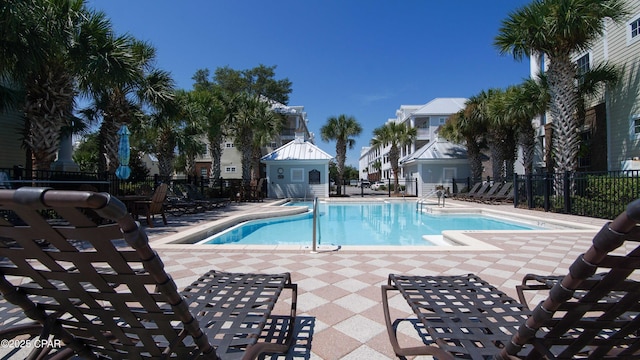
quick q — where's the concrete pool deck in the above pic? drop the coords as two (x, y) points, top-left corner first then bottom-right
(1, 198), (626, 359)
(140, 198), (618, 359)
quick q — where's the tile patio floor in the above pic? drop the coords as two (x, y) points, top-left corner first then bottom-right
(144, 198), (613, 359)
(1, 197), (622, 359)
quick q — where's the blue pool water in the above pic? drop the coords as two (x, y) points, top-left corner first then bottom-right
(200, 202), (542, 246)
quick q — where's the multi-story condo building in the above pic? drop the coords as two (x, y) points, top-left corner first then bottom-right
(530, 0), (640, 172)
(195, 100), (313, 180)
(359, 98), (467, 182)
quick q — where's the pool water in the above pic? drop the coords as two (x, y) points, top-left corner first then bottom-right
(200, 202), (542, 246)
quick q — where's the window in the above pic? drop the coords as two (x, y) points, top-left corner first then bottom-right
(439, 117), (446, 125)
(443, 168), (456, 183)
(631, 17), (640, 39)
(575, 53), (590, 86)
(576, 53), (590, 74)
(291, 168), (304, 182)
(633, 117), (640, 138)
(225, 166), (236, 173)
(225, 142), (234, 148)
(628, 15), (640, 45)
(200, 168), (208, 178)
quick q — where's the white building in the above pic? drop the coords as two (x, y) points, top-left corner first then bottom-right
(195, 99), (313, 180)
(359, 97), (467, 194)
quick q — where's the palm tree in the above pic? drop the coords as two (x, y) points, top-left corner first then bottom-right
(440, 110), (486, 181)
(466, 89), (515, 182)
(372, 159), (382, 181)
(145, 88), (179, 180)
(485, 89), (520, 181)
(495, 0), (627, 185)
(174, 90), (207, 178)
(227, 93), (278, 183)
(320, 115), (362, 196)
(85, 40), (175, 174)
(504, 77), (550, 175)
(371, 122), (416, 195)
(230, 93), (258, 183)
(179, 89), (228, 181)
(1, 0), (130, 171)
(249, 101), (283, 181)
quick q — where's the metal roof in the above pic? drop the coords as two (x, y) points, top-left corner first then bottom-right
(412, 98), (467, 116)
(401, 138), (467, 163)
(261, 139), (333, 161)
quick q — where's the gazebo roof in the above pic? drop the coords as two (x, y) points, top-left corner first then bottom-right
(401, 137), (467, 163)
(261, 138), (333, 162)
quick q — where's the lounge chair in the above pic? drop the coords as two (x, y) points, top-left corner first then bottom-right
(185, 184), (230, 209)
(0, 187), (297, 359)
(458, 182), (491, 201)
(382, 198), (640, 359)
(452, 182), (482, 198)
(134, 183), (168, 227)
(470, 182), (504, 202)
(487, 182), (515, 204)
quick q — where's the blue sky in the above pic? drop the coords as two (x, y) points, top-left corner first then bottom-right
(87, 0), (533, 168)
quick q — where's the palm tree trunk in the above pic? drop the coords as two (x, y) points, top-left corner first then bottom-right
(24, 66), (75, 171)
(518, 122), (536, 175)
(389, 145), (400, 194)
(208, 136), (223, 184)
(547, 55), (580, 196)
(466, 138), (484, 181)
(335, 140), (346, 196)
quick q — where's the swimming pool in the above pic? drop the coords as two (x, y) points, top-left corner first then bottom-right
(198, 201), (543, 246)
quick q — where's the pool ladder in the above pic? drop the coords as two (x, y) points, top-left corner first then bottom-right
(312, 197), (318, 252)
(416, 189), (445, 212)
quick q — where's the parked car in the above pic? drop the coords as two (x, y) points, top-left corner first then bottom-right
(371, 181), (385, 190)
(358, 180), (371, 188)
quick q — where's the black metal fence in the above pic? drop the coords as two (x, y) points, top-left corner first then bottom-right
(512, 170), (640, 219)
(0, 167), (246, 199)
(331, 178), (418, 197)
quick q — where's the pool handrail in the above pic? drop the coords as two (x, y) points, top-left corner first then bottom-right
(312, 196), (318, 252)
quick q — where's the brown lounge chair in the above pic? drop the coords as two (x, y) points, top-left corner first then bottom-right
(0, 187), (297, 359)
(382, 198), (640, 359)
(452, 182), (482, 199)
(134, 183), (169, 227)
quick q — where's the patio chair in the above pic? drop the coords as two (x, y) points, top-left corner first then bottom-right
(488, 182), (515, 204)
(452, 182), (482, 198)
(470, 182), (504, 202)
(0, 187), (298, 359)
(458, 182), (491, 201)
(134, 183), (168, 227)
(185, 184), (229, 210)
(382, 198), (640, 359)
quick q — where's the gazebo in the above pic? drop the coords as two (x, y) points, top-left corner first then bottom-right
(261, 136), (333, 199)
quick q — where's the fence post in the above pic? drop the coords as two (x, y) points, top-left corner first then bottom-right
(526, 173), (533, 209)
(544, 172), (551, 212)
(563, 171), (571, 214)
(513, 174), (519, 207)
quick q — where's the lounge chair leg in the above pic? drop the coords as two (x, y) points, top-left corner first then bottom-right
(381, 285), (454, 359)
